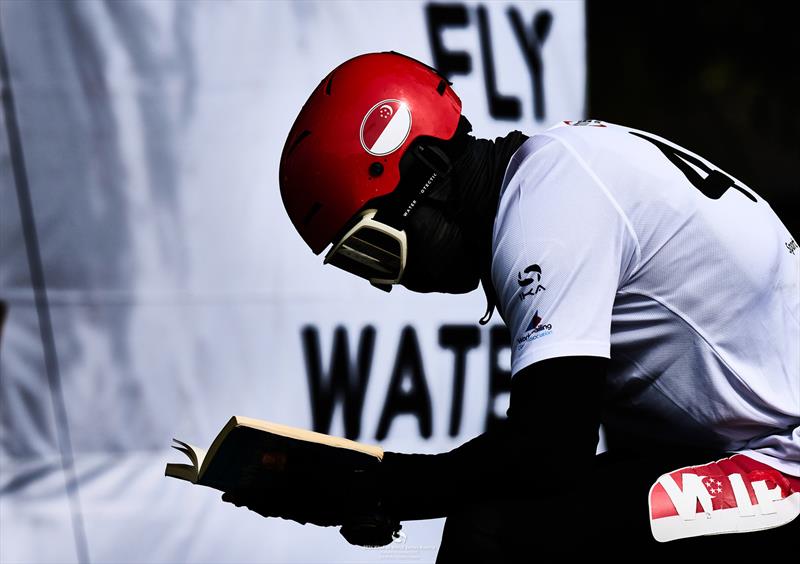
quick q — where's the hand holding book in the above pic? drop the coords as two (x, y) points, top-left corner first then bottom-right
(220, 452), (375, 527)
(220, 453), (400, 546)
(166, 416), (401, 546)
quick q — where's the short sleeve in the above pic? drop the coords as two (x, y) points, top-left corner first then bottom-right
(491, 136), (639, 376)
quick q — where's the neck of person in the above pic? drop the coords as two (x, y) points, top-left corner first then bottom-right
(450, 130), (528, 320)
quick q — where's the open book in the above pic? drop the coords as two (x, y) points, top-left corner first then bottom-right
(165, 416), (384, 492)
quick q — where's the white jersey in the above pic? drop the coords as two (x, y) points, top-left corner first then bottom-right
(491, 120), (800, 476)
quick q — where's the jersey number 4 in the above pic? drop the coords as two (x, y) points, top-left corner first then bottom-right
(630, 132), (757, 203)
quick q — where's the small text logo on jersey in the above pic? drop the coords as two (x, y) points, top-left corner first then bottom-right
(516, 310), (553, 350)
(517, 263), (546, 301)
(786, 238), (798, 255)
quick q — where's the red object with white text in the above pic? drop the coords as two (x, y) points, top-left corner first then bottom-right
(649, 454), (800, 542)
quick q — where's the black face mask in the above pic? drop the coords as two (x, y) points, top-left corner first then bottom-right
(400, 199), (481, 294)
(397, 127), (528, 299)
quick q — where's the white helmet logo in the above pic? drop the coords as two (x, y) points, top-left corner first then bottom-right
(360, 99), (412, 156)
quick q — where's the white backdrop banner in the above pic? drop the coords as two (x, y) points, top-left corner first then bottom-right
(0, 1), (585, 562)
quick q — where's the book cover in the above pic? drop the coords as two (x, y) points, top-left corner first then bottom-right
(166, 416), (383, 493)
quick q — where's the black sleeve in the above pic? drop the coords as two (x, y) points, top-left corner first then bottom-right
(375, 355), (606, 521)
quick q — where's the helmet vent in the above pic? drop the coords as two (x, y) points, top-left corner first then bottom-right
(303, 202), (323, 225)
(325, 77), (334, 95)
(287, 130), (311, 156)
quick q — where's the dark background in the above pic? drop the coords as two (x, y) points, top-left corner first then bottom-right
(587, 0), (798, 236)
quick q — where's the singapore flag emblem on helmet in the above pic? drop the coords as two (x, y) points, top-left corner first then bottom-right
(360, 99), (412, 156)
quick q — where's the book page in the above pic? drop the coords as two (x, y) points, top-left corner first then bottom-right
(172, 438), (208, 470)
(165, 439), (209, 483)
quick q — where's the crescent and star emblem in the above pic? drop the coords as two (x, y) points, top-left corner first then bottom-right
(378, 104), (394, 118)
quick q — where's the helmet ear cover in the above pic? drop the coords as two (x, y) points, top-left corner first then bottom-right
(319, 148), (432, 291)
(320, 145), (446, 295)
(321, 116), (473, 293)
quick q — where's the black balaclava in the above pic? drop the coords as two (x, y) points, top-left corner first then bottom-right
(391, 117), (528, 319)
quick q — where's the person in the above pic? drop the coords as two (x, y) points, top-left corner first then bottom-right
(222, 52), (799, 561)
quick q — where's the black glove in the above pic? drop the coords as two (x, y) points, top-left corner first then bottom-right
(220, 454), (401, 546)
(339, 509), (402, 547)
(221, 469), (345, 527)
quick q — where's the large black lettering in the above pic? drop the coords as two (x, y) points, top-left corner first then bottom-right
(508, 7), (552, 122)
(630, 132), (757, 202)
(477, 5), (521, 120)
(301, 325), (375, 439)
(485, 325), (511, 433)
(376, 326), (433, 440)
(439, 325), (481, 437)
(425, 3), (471, 80)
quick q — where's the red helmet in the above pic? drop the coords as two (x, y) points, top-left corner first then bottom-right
(279, 52), (462, 255)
